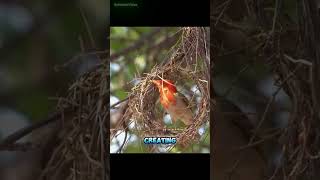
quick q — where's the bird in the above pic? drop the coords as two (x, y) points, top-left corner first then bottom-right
(152, 79), (193, 126)
(212, 99), (267, 180)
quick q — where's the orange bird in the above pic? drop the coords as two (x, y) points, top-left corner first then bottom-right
(152, 79), (193, 126)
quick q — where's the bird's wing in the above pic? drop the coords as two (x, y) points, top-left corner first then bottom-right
(175, 92), (191, 108)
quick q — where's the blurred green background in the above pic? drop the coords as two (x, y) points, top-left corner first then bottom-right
(0, 1), (108, 178)
(0, 0), (107, 122)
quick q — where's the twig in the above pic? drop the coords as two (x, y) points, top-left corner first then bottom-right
(0, 107), (73, 151)
(145, 32), (181, 53)
(228, 64), (302, 176)
(116, 131), (128, 153)
(283, 54), (312, 66)
(211, 16), (247, 31)
(271, 0), (281, 35)
(54, 50), (107, 71)
(80, 8), (96, 49)
(222, 62), (252, 97)
(214, 0), (232, 27)
(237, 129), (281, 150)
(80, 134), (102, 167)
(110, 97), (130, 109)
(110, 27), (162, 61)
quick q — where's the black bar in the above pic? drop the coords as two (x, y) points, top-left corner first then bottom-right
(110, 154), (210, 179)
(110, 0), (210, 26)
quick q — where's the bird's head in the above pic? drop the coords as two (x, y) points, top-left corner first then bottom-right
(152, 79), (177, 94)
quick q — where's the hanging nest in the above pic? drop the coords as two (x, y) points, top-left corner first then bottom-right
(114, 27), (210, 151)
(212, 0), (320, 179)
(39, 62), (109, 180)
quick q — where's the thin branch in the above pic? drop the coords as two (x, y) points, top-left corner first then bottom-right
(0, 107), (73, 151)
(271, 0), (281, 35)
(214, 0), (232, 27)
(283, 54), (312, 66)
(116, 130), (128, 153)
(145, 31), (181, 53)
(110, 97), (130, 109)
(110, 27), (162, 61)
(80, 8), (96, 49)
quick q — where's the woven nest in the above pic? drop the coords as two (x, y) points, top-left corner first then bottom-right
(114, 27), (210, 151)
(212, 0), (320, 178)
(40, 62), (109, 180)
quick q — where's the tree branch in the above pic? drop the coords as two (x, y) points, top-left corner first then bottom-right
(110, 27), (162, 61)
(0, 108), (73, 151)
